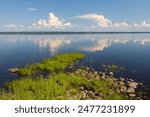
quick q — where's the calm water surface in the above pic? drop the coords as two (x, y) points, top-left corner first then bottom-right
(0, 34), (150, 87)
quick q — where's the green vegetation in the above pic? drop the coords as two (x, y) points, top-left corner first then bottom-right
(0, 52), (126, 100)
(0, 73), (125, 100)
(102, 64), (126, 71)
(18, 52), (84, 76)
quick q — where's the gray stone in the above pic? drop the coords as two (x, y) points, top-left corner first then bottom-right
(129, 79), (134, 82)
(119, 81), (125, 86)
(87, 91), (96, 99)
(100, 76), (105, 80)
(119, 77), (125, 82)
(129, 94), (136, 97)
(8, 68), (19, 73)
(86, 67), (90, 70)
(94, 71), (98, 75)
(75, 71), (80, 75)
(97, 92), (103, 97)
(99, 72), (103, 76)
(101, 72), (106, 77)
(86, 74), (92, 79)
(109, 72), (114, 76)
(120, 86), (127, 92)
(127, 87), (135, 93)
(127, 82), (138, 89)
(79, 86), (84, 91)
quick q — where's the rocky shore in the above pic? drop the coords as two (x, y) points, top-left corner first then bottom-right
(8, 66), (150, 100)
(67, 67), (150, 100)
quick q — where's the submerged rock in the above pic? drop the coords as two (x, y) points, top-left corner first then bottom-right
(8, 68), (19, 73)
(109, 72), (114, 76)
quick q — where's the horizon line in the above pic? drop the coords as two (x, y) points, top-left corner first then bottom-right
(0, 31), (150, 35)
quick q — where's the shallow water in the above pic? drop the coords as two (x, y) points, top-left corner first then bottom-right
(0, 33), (150, 87)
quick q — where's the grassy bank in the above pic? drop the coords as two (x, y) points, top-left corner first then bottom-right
(0, 52), (126, 100)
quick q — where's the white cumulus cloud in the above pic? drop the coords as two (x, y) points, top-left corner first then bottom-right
(74, 13), (112, 27)
(5, 24), (25, 28)
(4, 24), (18, 29)
(112, 22), (129, 27)
(134, 21), (150, 27)
(35, 12), (71, 29)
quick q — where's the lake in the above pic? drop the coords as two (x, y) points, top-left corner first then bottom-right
(0, 33), (150, 87)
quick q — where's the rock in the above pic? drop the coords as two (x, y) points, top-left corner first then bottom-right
(95, 76), (100, 80)
(74, 71), (80, 75)
(127, 87), (135, 93)
(119, 77), (125, 82)
(87, 91), (96, 99)
(139, 83), (143, 86)
(86, 67), (90, 70)
(129, 94), (136, 97)
(120, 86), (127, 92)
(81, 72), (86, 77)
(129, 79), (134, 82)
(127, 82), (138, 89)
(8, 68), (19, 73)
(94, 71), (98, 75)
(86, 74), (92, 80)
(99, 72), (106, 77)
(99, 72), (103, 76)
(80, 91), (86, 100)
(100, 76), (105, 80)
(112, 78), (117, 82)
(119, 81), (125, 86)
(97, 92), (103, 97)
(109, 72), (114, 76)
(79, 86), (84, 91)
(106, 77), (114, 83)
(95, 96), (103, 100)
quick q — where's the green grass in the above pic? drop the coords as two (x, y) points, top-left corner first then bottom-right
(0, 73), (125, 100)
(102, 64), (126, 72)
(0, 52), (126, 100)
(18, 52), (84, 76)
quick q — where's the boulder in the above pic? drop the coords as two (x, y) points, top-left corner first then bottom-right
(127, 82), (138, 89)
(109, 72), (114, 76)
(119, 77), (125, 82)
(127, 87), (135, 93)
(94, 71), (98, 76)
(120, 86), (127, 92)
(129, 94), (136, 97)
(87, 91), (96, 99)
(119, 81), (125, 86)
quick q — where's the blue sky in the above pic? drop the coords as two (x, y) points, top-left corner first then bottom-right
(0, 0), (150, 31)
